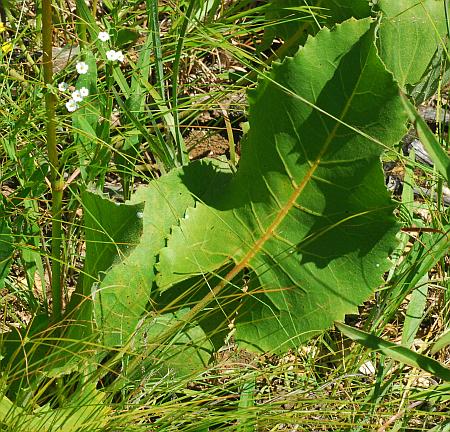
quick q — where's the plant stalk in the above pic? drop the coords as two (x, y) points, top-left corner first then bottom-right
(92, 0), (98, 17)
(171, 1), (193, 166)
(35, 0), (42, 46)
(42, 0), (63, 321)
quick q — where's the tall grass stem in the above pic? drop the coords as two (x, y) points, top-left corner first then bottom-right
(171, 2), (193, 165)
(42, 0), (63, 321)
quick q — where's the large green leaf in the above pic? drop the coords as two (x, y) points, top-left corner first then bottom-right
(95, 160), (231, 347)
(377, 0), (449, 103)
(0, 384), (110, 431)
(263, 1), (448, 102)
(261, 0), (372, 54)
(157, 18), (408, 352)
(129, 308), (214, 377)
(81, 190), (144, 296)
(64, 190), (144, 345)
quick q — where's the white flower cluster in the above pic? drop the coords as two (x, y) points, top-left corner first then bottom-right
(106, 49), (124, 63)
(98, 30), (124, 62)
(59, 83), (90, 112)
(58, 31), (127, 112)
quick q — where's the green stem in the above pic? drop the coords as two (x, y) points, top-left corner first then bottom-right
(35, 0), (42, 46)
(76, 0), (87, 49)
(42, 0), (63, 321)
(92, 0), (98, 17)
(171, 1), (193, 166)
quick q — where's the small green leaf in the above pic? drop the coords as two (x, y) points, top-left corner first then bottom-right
(116, 28), (139, 47)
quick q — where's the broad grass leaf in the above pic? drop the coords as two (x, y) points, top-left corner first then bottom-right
(157, 18), (408, 353)
(432, 329), (450, 355)
(401, 274), (428, 347)
(336, 322), (450, 382)
(0, 219), (13, 289)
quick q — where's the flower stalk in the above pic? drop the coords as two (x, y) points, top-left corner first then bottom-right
(42, 0), (63, 321)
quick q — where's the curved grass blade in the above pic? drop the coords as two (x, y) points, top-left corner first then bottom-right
(401, 94), (450, 183)
(336, 322), (450, 382)
(431, 328), (450, 355)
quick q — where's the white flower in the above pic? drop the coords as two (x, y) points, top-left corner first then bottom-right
(115, 50), (124, 62)
(106, 50), (117, 61)
(106, 49), (125, 62)
(98, 31), (110, 42)
(65, 99), (78, 112)
(79, 87), (89, 97)
(71, 90), (83, 102)
(76, 61), (89, 74)
(58, 82), (68, 92)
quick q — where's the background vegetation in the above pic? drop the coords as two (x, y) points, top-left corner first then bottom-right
(0, 0), (449, 430)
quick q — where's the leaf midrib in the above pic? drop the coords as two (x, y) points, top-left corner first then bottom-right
(228, 34), (372, 281)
